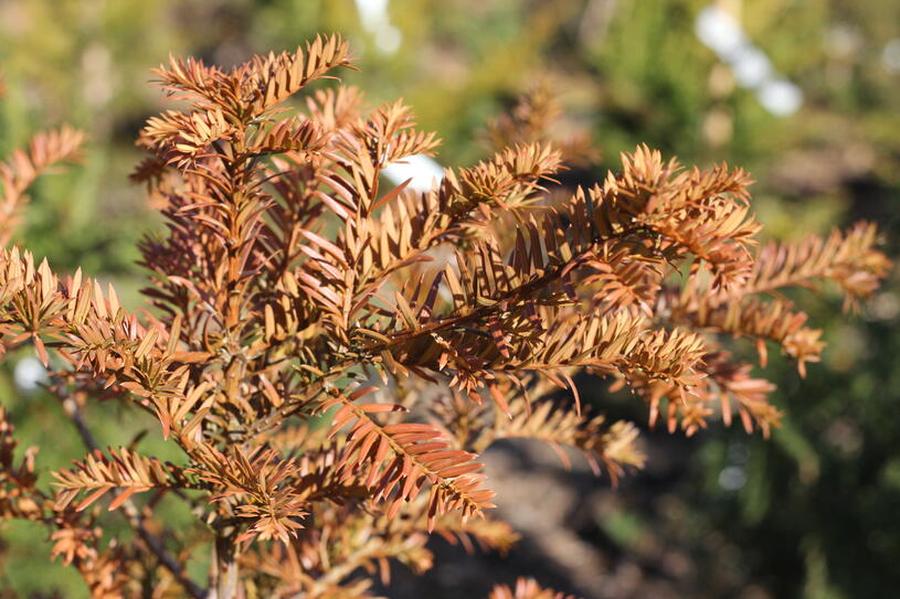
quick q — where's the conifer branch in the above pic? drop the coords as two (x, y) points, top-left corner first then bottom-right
(0, 36), (889, 598)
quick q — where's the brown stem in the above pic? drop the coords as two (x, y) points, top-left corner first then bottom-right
(211, 530), (240, 599)
(249, 235), (631, 442)
(351, 226), (653, 361)
(307, 540), (385, 596)
(128, 505), (207, 598)
(61, 398), (207, 599)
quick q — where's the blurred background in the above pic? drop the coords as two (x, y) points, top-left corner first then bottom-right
(0, 0), (898, 597)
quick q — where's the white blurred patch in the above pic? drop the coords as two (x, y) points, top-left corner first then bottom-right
(756, 79), (803, 117)
(355, 0), (403, 55)
(883, 38), (900, 74)
(718, 465), (747, 491)
(695, 5), (803, 117)
(383, 154), (445, 193)
(695, 5), (746, 58)
(731, 45), (773, 88)
(14, 356), (47, 393)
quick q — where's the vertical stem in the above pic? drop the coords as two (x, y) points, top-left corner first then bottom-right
(211, 530), (240, 599)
